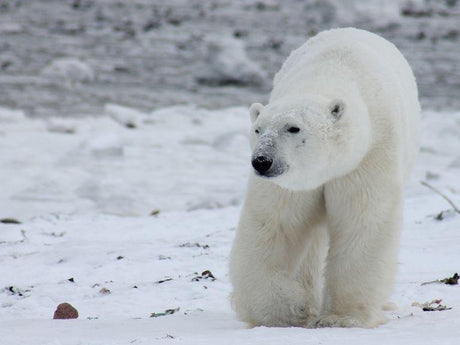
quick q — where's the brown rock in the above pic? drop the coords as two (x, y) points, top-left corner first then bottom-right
(53, 302), (79, 319)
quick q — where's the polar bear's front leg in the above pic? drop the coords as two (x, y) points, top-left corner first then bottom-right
(315, 176), (403, 328)
(229, 213), (322, 327)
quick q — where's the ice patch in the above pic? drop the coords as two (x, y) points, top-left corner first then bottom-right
(81, 132), (124, 157)
(196, 35), (266, 86)
(46, 117), (78, 134)
(0, 22), (23, 34)
(212, 132), (249, 152)
(0, 107), (26, 123)
(41, 58), (95, 83)
(76, 179), (143, 216)
(105, 103), (150, 128)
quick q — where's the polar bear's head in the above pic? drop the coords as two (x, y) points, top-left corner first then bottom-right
(248, 96), (372, 191)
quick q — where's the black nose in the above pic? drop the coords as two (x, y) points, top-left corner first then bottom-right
(252, 155), (273, 174)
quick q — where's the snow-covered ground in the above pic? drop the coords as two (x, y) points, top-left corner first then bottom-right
(1, 105), (460, 344)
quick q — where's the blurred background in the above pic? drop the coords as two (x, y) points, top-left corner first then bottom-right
(0, 0), (459, 117)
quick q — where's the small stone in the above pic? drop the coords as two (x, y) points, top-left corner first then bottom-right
(99, 287), (111, 295)
(53, 303), (79, 319)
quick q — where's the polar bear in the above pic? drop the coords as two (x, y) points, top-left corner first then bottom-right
(229, 28), (420, 328)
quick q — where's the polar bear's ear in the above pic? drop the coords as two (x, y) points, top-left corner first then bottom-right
(249, 103), (264, 123)
(329, 100), (345, 121)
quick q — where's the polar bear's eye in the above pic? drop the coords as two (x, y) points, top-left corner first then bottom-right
(288, 126), (300, 133)
(255, 129), (260, 134)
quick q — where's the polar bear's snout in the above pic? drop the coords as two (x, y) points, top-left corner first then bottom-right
(252, 154), (273, 174)
(251, 151), (287, 178)
(251, 129), (289, 178)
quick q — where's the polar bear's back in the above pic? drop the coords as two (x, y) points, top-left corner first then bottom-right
(274, 28), (413, 94)
(273, 28), (420, 180)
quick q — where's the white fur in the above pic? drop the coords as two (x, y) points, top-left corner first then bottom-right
(229, 28), (420, 328)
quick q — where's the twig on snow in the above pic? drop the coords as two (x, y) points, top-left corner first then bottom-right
(421, 273), (459, 286)
(420, 181), (460, 214)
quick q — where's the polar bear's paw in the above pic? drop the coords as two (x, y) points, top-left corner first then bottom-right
(287, 304), (318, 327)
(308, 314), (363, 328)
(253, 303), (317, 327)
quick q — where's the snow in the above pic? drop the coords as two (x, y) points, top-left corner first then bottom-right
(2, 0), (460, 114)
(1, 105), (460, 344)
(105, 103), (150, 129)
(0, 22), (24, 34)
(41, 58), (95, 83)
(0, 106), (249, 218)
(196, 35), (266, 86)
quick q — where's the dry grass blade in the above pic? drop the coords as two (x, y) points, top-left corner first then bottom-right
(420, 181), (460, 214)
(412, 299), (452, 312)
